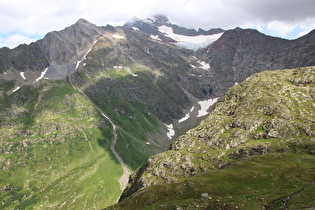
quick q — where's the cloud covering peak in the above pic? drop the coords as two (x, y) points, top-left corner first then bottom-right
(1, 0), (315, 48)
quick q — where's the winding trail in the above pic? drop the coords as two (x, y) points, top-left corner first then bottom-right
(69, 71), (131, 192)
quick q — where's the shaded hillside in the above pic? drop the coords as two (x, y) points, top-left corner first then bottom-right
(110, 66), (315, 209)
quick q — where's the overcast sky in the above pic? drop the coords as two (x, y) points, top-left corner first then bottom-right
(1, 0), (315, 48)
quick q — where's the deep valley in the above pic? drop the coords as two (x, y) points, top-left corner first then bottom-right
(0, 16), (314, 209)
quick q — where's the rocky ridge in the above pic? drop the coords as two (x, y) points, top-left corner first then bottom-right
(115, 66), (315, 208)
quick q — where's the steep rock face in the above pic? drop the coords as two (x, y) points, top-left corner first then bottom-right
(196, 28), (315, 95)
(39, 19), (104, 65)
(38, 19), (105, 79)
(118, 66), (315, 203)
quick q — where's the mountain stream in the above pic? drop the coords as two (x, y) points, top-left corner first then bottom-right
(69, 72), (131, 192)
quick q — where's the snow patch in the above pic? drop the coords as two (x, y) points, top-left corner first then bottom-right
(12, 86), (20, 92)
(150, 34), (161, 41)
(158, 25), (223, 50)
(145, 142), (150, 145)
(35, 68), (49, 82)
(144, 19), (153, 24)
(114, 66), (137, 76)
(125, 66), (138, 76)
(178, 106), (195, 123)
(112, 34), (125, 39)
(197, 98), (218, 117)
(76, 40), (98, 70)
(165, 124), (175, 139)
(197, 60), (210, 70)
(190, 64), (197, 69)
(20, 72), (26, 80)
(132, 27), (139, 31)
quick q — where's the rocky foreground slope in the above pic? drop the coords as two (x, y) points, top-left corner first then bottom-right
(108, 66), (315, 209)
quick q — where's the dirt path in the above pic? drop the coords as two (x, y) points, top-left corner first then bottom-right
(69, 73), (131, 191)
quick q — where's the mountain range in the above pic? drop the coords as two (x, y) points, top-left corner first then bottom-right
(0, 15), (314, 209)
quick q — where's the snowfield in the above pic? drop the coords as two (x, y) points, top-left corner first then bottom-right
(197, 98), (218, 117)
(158, 25), (223, 50)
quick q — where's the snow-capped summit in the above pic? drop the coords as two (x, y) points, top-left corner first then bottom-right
(124, 15), (225, 50)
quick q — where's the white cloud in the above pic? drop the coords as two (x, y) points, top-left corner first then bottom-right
(0, 34), (37, 49)
(0, 0), (315, 48)
(266, 21), (297, 37)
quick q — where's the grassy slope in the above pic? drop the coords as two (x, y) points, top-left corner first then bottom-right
(0, 80), (122, 209)
(108, 153), (315, 209)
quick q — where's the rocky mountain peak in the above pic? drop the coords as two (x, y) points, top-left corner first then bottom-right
(152, 15), (171, 25)
(124, 15), (225, 50)
(75, 18), (93, 25)
(37, 18), (104, 79)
